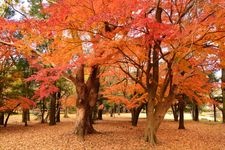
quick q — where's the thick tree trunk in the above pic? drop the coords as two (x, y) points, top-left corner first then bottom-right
(178, 100), (185, 129)
(74, 105), (96, 137)
(0, 112), (4, 125)
(73, 65), (100, 138)
(49, 95), (56, 126)
(131, 104), (144, 126)
(144, 102), (157, 145)
(144, 101), (170, 145)
(74, 106), (88, 137)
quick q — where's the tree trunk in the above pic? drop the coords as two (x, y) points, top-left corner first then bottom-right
(213, 104), (217, 122)
(144, 100), (170, 145)
(56, 103), (60, 122)
(41, 101), (46, 123)
(178, 100), (185, 129)
(117, 104), (120, 115)
(74, 105), (96, 137)
(144, 101), (158, 145)
(56, 92), (61, 122)
(223, 99), (225, 123)
(49, 95), (56, 126)
(73, 65), (100, 138)
(64, 107), (69, 118)
(97, 109), (103, 120)
(110, 104), (115, 117)
(4, 112), (11, 127)
(92, 105), (98, 122)
(221, 68), (225, 123)
(27, 110), (30, 121)
(193, 103), (199, 121)
(131, 104), (144, 126)
(0, 112), (4, 125)
(22, 109), (28, 126)
(171, 104), (178, 121)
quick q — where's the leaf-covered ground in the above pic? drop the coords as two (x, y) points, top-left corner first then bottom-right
(0, 114), (225, 150)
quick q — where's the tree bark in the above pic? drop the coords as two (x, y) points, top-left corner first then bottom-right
(40, 100), (46, 123)
(0, 112), (4, 125)
(56, 92), (61, 122)
(97, 109), (103, 120)
(73, 65), (100, 138)
(4, 113), (11, 127)
(131, 104), (144, 126)
(178, 100), (185, 129)
(22, 109), (28, 126)
(213, 104), (217, 122)
(222, 68), (225, 123)
(64, 107), (69, 118)
(192, 103), (199, 121)
(171, 104), (178, 121)
(49, 94), (56, 126)
(144, 100), (171, 145)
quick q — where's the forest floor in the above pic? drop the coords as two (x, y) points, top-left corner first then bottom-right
(0, 113), (225, 150)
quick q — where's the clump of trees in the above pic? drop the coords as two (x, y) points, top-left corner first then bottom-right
(1, 0), (225, 145)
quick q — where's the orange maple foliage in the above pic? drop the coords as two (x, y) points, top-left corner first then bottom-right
(1, 0), (225, 145)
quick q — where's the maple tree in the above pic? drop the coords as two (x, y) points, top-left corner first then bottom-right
(1, 0), (225, 145)
(99, 0), (225, 144)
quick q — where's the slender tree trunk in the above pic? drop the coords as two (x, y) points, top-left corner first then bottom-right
(178, 100), (185, 129)
(0, 112), (4, 125)
(27, 110), (30, 121)
(22, 109), (28, 126)
(222, 68), (225, 123)
(117, 104), (120, 115)
(97, 109), (103, 120)
(49, 95), (56, 126)
(131, 104), (144, 126)
(97, 99), (103, 120)
(4, 104), (20, 127)
(110, 104), (115, 117)
(56, 103), (60, 122)
(41, 101), (46, 123)
(193, 103), (199, 121)
(64, 107), (69, 118)
(171, 104), (178, 121)
(4, 112), (11, 127)
(213, 104), (217, 122)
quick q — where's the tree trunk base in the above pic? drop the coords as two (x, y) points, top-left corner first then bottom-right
(144, 132), (157, 145)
